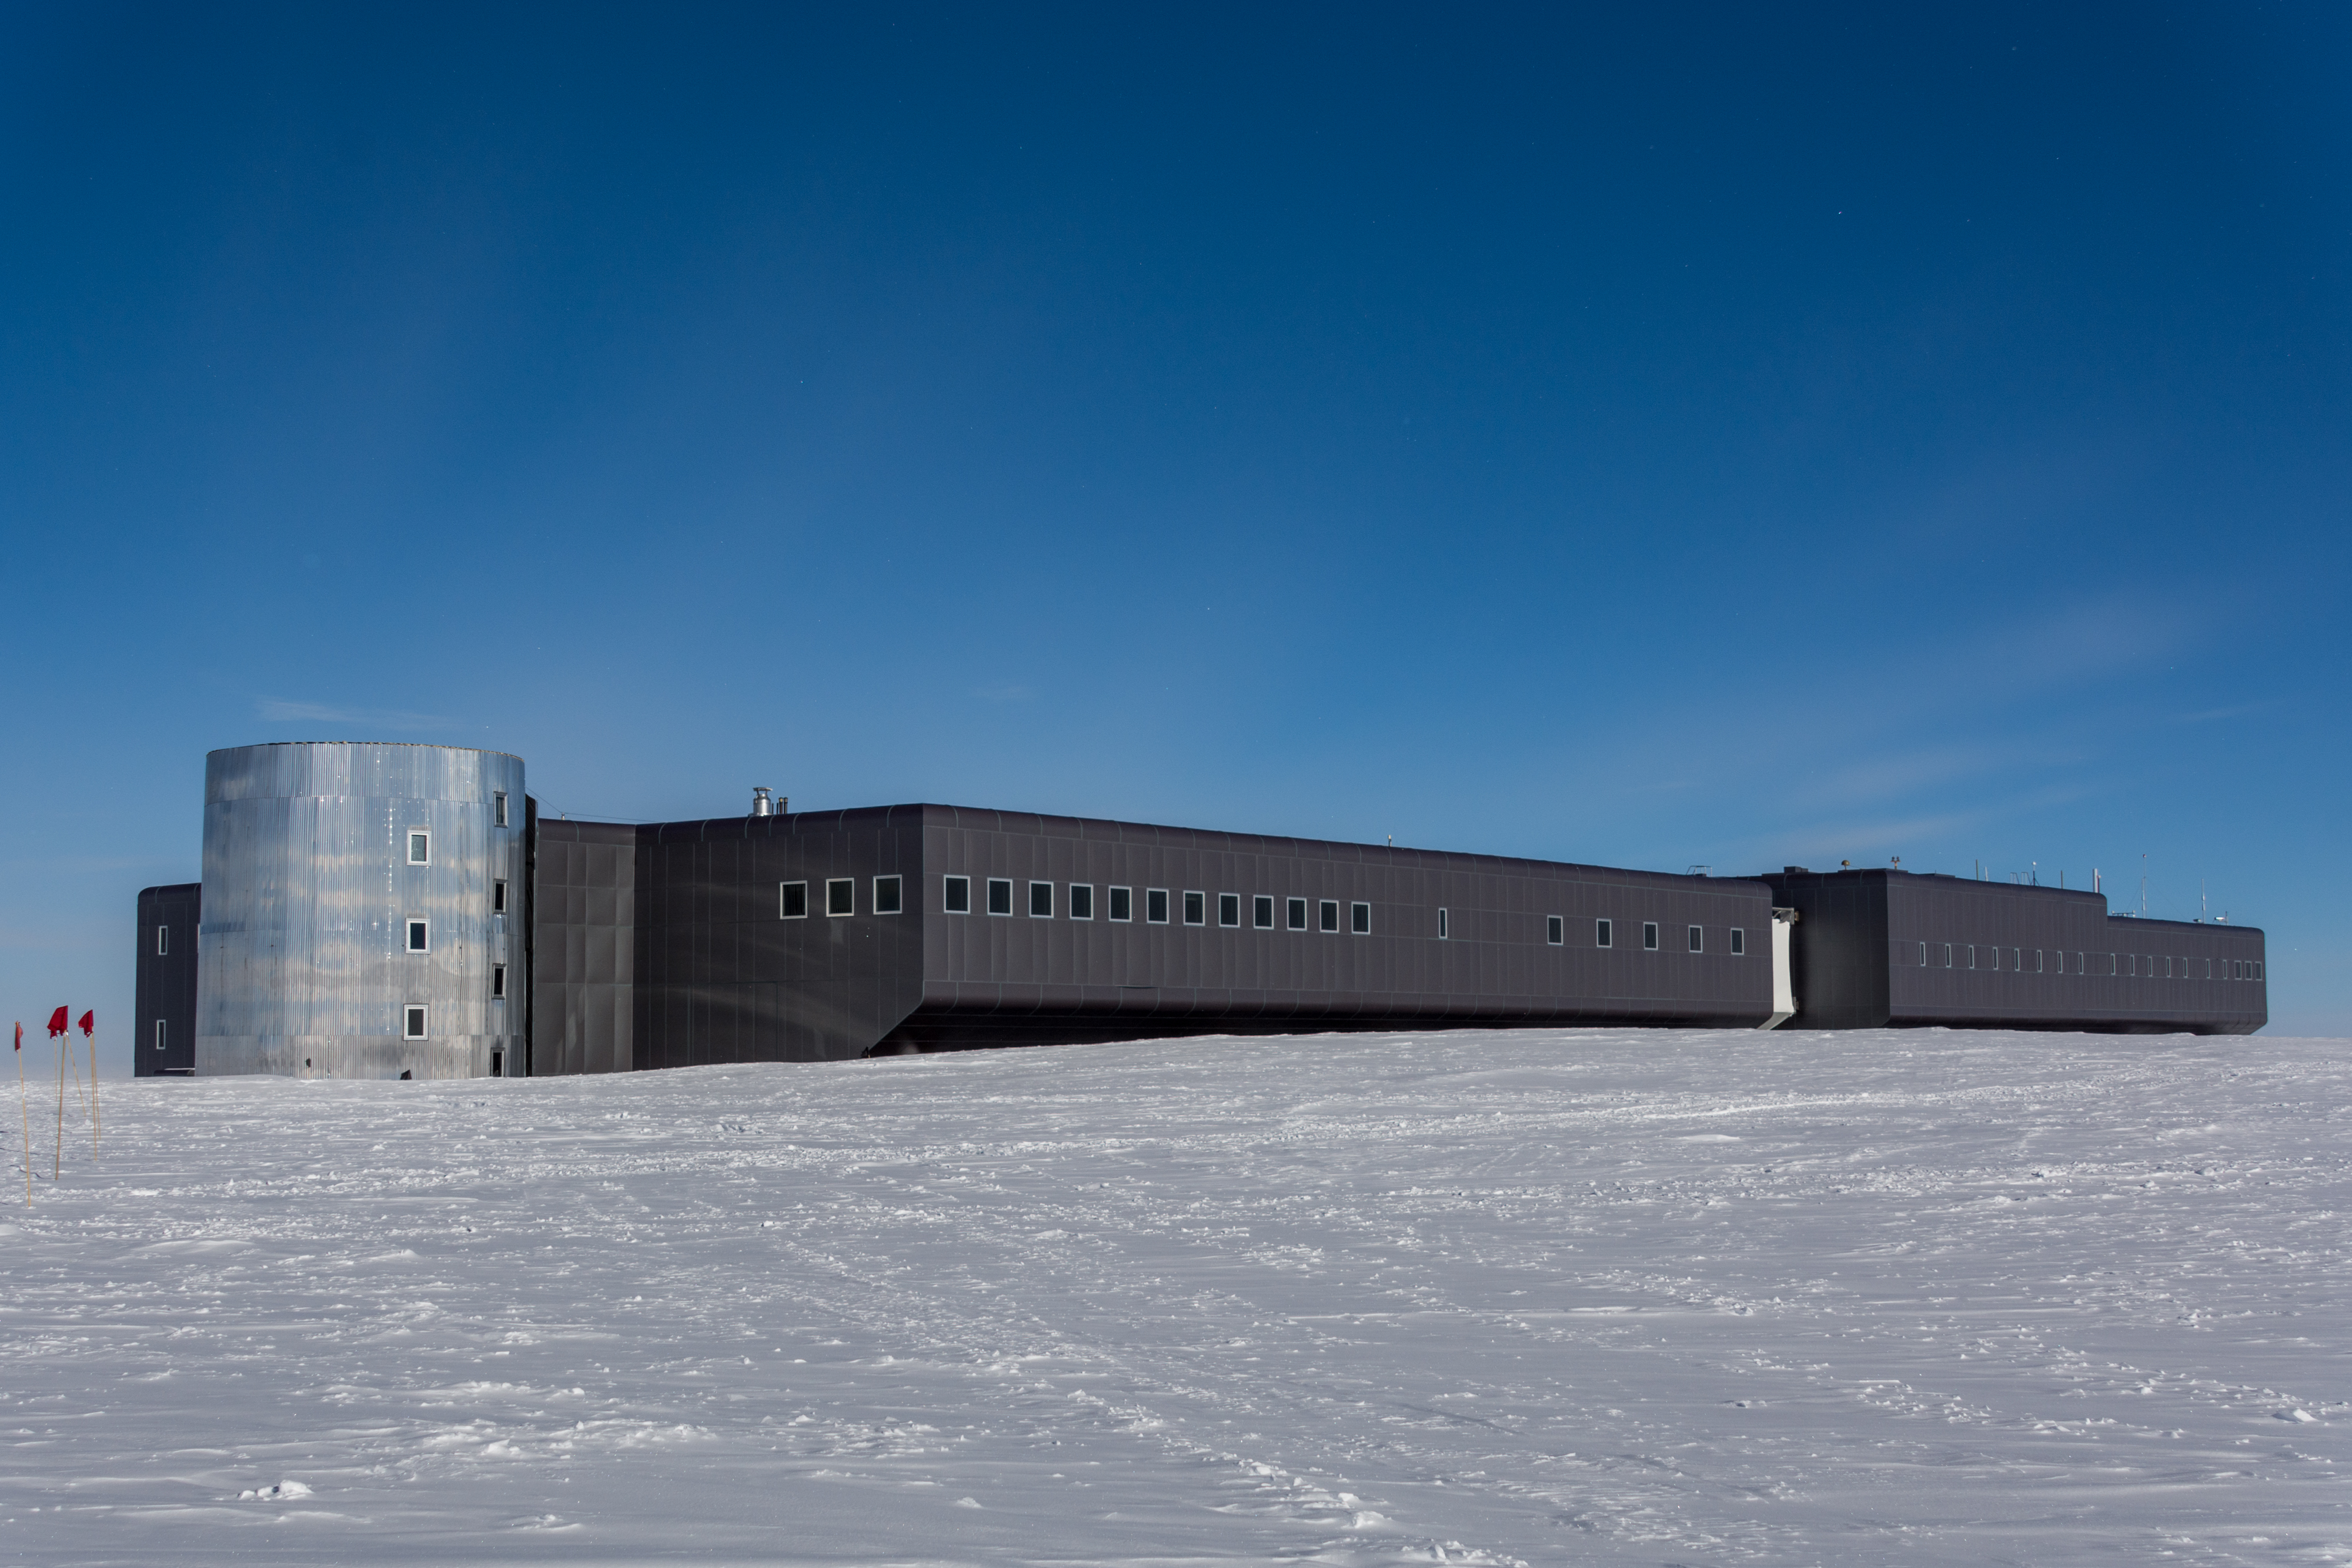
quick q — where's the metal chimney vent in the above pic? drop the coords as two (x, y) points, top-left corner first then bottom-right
(751, 786), (773, 817)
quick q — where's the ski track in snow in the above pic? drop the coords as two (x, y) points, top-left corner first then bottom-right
(4, 1027), (2348, 1565)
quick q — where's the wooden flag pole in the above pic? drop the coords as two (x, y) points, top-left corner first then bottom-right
(15, 1023), (28, 1206)
(81, 1015), (98, 1155)
(54, 1031), (66, 1181)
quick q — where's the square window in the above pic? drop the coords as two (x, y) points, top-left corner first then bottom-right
(1030, 881), (1054, 918)
(1642, 922), (1659, 951)
(827, 878), (854, 917)
(1546, 915), (1563, 945)
(495, 791), (509, 828)
(1109, 886), (1132, 921)
(1596, 918), (1612, 948)
(1688, 925), (1703, 954)
(403, 1004), (428, 1040)
(943, 875), (970, 914)
(1730, 927), (1745, 956)
(406, 918), (430, 953)
(1254, 895), (1274, 929)
(1146, 889), (1170, 924)
(780, 881), (808, 918)
(156, 924), (169, 956)
(987, 878), (1014, 916)
(1182, 891), (1205, 925)
(873, 875), (903, 915)
(1319, 899), (1339, 933)
(493, 879), (508, 914)
(1437, 907), (1449, 940)
(1287, 897), (1308, 930)
(1351, 902), (1371, 934)
(492, 963), (507, 999)
(407, 830), (431, 865)
(1218, 893), (1240, 927)
(1070, 884), (1094, 920)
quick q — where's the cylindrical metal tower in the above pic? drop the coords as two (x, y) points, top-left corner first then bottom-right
(196, 741), (526, 1079)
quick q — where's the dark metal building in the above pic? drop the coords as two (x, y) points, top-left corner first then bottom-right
(1765, 867), (2266, 1035)
(133, 882), (202, 1075)
(527, 803), (1784, 1069)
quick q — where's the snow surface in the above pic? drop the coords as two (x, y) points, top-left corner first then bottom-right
(5, 1027), (2350, 1565)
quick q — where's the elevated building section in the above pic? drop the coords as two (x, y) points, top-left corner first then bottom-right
(1763, 867), (2265, 1035)
(134, 882), (201, 1075)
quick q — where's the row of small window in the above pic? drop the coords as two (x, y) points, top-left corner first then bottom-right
(392, 920), (509, 995)
(400, 793), (511, 867)
(780, 876), (906, 918)
(946, 880), (1378, 931)
(1917, 943), (2263, 981)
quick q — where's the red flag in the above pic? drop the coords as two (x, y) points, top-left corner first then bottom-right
(12, 1021), (19, 1051)
(46, 1007), (68, 1038)
(78, 1011), (94, 1038)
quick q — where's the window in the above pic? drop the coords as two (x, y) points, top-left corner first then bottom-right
(1351, 901), (1371, 935)
(1942, 944), (1953, 967)
(1596, 918), (1613, 949)
(2161, 955), (2172, 979)
(1688, 925), (1704, 954)
(493, 879), (508, 914)
(2034, 950), (2044, 973)
(1730, 927), (1746, 956)
(2255, 960), (2264, 980)
(1642, 921), (1659, 951)
(1109, 886), (1132, 921)
(1070, 884), (1094, 920)
(1146, 888), (1170, 924)
(944, 875), (970, 914)
(779, 881), (810, 918)
(987, 878), (1014, 916)
(1547, 915), (1564, 945)
(1987, 947), (2000, 972)
(1437, 908), (1449, 940)
(154, 1019), (166, 1053)
(406, 918), (430, 954)
(1967, 945), (1979, 969)
(156, 925), (168, 956)
(1288, 897), (1308, 931)
(874, 875), (903, 915)
(2013, 948), (2023, 971)
(1182, 891), (1205, 926)
(403, 1005), (428, 1040)
(1918, 941), (1927, 965)
(1254, 895), (1274, 929)
(407, 830), (431, 865)
(827, 878), (855, 917)
(1218, 893), (1240, 928)
(495, 791), (509, 828)
(1030, 881), (1054, 918)
(489, 1049), (503, 1078)
(1319, 899), (1339, 932)
(492, 964), (507, 999)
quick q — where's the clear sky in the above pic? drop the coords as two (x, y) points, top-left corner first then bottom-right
(6, 3), (2348, 1069)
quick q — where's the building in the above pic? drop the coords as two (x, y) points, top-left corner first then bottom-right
(133, 742), (2267, 1079)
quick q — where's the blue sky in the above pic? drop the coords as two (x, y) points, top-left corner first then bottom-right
(6, 3), (2348, 1068)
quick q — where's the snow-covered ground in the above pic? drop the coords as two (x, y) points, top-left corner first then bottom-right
(5, 1028), (2348, 1566)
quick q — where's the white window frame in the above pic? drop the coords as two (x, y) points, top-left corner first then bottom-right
(873, 875), (904, 915)
(1730, 927), (1745, 956)
(406, 917), (430, 954)
(1688, 925), (1704, 954)
(1596, 918), (1612, 949)
(1642, 921), (1659, 951)
(826, 878), (855, 917)
(154, 1019), (166, 1052)
(1068, 884), (1094, 920)
(403, 1004), (429, 1040)
(1288, 897), (1308, 931)
(1253, 894), (1274, 929)
(987, 878), (1014, 916)
(1145, 888), (1170, 924)
(943, 875), (970, 914)
(1318, 898), (1339, 933)
(1030, 881), (1055, 918)
(1182, 891), (1205, 926)
(407, 828), (432, 866)
(493, 879), (508, 915)
(1546, 915), (1563, 946)
(1350, 901), (1370, 935)
(780, 881), (809, 918)
(492, 963), (507, 999)
(156, 924), (169, 956)
(1108, 885), (1132, 922)
(1437, 907), (1449, 940)
(495, 791), (509, 828)
(1218, 893), (1240, 928)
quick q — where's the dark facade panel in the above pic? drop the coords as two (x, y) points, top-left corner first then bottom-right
(527, 815), (637, 1075)
(900, 807), (1778, 1050)
(135, 883), (201, 1076)
(1768, 868), (2266, 1035)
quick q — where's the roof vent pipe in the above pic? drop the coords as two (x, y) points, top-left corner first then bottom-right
(751, 786), (773, 817)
